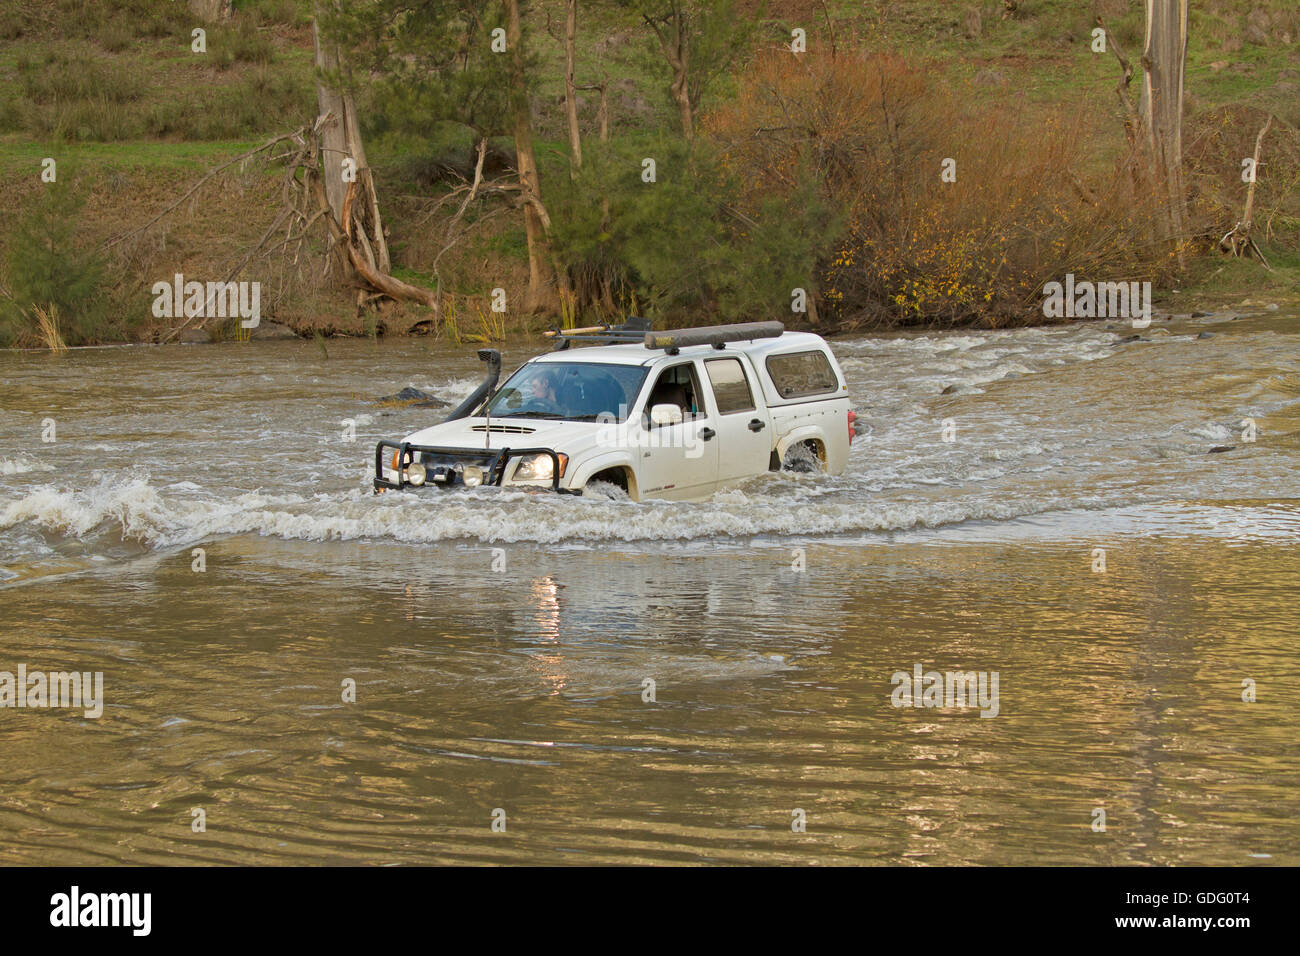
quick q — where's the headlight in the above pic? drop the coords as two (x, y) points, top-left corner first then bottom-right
(405, 462), (427, 486)
(462, 465), (484, 488)
(513, 453), (567, 481)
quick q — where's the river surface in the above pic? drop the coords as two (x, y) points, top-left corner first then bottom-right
(1, 312), (1297, 865)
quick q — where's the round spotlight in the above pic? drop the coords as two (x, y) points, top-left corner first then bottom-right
(462, 465), (484, 488)
(405, 462), (427, 486)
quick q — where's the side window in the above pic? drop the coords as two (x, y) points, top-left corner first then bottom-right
(645, 363), (705, 424)
(704, 358), (755, 415)
(765, 350), (839, 399)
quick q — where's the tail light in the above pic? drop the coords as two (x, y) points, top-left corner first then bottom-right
(847, 409), (857, 443)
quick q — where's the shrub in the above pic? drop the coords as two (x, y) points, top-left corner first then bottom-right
(98, 21), (133, 53)
(545, 133), (840, 326)
(0, 185), (113, 347)
(706, 52), (1175, 329)
(211, 18), (276, 67)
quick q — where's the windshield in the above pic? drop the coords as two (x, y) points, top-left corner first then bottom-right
(484, 362), (649, 422)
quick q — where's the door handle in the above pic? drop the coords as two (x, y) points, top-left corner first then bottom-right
(700, 427), (716, 441)
(748, 418), (765, 432)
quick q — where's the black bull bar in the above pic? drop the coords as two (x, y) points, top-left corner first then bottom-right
(373, 440), (567, 492)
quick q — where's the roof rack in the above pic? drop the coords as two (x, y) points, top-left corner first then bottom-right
(544, 316), (651, 350)
(645, 321), (784, 354)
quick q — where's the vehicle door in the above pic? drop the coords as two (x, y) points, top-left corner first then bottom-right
(635, 360), (720, 499)
(702, 355), (772, 485)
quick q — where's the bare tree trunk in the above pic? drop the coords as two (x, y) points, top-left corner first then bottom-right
(1139, 0), (1189, 264)
(671, 61), (693, 140)
(188, 0), (232, 21)
(304, 136), (439, 315)
(563, 0), (582, 177)
(313, 6), (390, 278)
(505, 0), (560, 313)
(595, 79), (610, 231)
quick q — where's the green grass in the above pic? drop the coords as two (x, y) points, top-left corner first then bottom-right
(0, 6), (314, 143)
(0, 138), (278, 176)
(1162, 245), (1300, 312)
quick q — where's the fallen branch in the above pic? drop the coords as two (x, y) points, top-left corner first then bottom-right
(107, 127), (310, 249)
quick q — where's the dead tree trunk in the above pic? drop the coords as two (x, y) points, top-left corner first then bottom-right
(1139, 0), (1190, 263)
(1220, 114), (1274, 267)
(505, 0), (561, 313)
(305, 137), (439, 315)
(313, 6), (390, 279)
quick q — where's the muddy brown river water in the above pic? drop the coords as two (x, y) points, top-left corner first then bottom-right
(1, 312), (1297, 864)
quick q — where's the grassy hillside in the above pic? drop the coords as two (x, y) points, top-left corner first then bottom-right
(0, 0), (1296, 345)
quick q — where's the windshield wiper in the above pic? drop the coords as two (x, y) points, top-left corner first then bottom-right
(492, 410), (565, 419)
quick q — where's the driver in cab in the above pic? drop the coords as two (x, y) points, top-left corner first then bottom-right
(528, 368), (573, 417)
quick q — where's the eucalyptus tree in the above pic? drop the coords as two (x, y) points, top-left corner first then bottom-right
(1138, 0), (1190, 262)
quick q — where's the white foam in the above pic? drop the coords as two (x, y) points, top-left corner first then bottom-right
(1, 458), (54, 475)
(1189, 422), (1234, 442)
(413, 377), (480, 403)
(0, 475), (1080, 548)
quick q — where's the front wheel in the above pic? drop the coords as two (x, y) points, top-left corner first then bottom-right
(581, 478), (630, 500)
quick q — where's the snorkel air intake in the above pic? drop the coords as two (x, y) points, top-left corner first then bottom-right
(442, 348), (501, 422)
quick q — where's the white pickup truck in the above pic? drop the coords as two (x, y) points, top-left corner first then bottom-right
(374, 321), (856, 501)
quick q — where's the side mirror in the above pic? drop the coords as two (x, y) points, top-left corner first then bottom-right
(650, 403), (683, 427)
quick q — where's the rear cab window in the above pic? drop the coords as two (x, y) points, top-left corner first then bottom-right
(704, 357), (755, 414)
(765, 349), (840, 399)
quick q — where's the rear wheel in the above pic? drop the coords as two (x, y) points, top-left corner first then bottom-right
(781, 440), (824, 474)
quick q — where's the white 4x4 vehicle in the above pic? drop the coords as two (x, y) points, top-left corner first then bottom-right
(374, 321), (856, 501)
